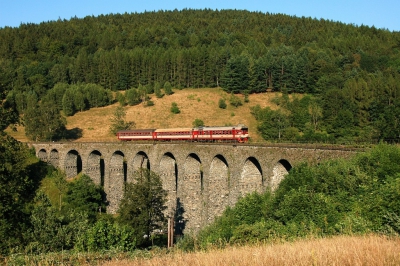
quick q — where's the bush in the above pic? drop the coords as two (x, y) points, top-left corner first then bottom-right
(75, 220), (136, 252)
(197, 208), (236, 248)
(116, 91), (126, 106)
(230, 219), (286, 244)
(229, 94), (242, 107)
(175, 233), (196, 252)
(145, 100), (154, 106)
(218, 98), (227, 109)
(244, 90), (250, 103)
(192, 118), (204, 127)
(170, 102), (180, 114)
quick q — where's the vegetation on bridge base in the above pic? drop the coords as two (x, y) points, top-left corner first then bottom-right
(179, 144), (400, 250)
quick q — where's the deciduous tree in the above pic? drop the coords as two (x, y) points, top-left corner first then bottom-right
(109, 106), (135, 135)
(64, 174), (105, 222)
(118, 169), (167, 246)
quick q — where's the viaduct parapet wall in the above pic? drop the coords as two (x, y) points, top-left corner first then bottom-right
(31, 142), (357, 233)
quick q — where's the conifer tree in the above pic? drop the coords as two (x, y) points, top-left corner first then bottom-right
(164, 81), (173, 95)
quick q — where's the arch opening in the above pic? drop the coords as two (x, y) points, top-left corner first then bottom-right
(38, 149), (48, 162)
(65, 150), (82, 178)
(49, 149), (59, 167)
(129, 151), (150, 183)
(86, 150), (104, 186)
(270, 159), (292, 191)
(239, 157), (263, 196)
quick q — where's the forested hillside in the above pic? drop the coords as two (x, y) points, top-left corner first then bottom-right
(0, 9), (399, 142)
(0, 10), (399, 261)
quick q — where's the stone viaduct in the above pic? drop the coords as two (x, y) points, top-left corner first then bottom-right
(30, 142), (357, 233)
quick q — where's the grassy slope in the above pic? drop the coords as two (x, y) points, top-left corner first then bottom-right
(8, 88), (280, 142)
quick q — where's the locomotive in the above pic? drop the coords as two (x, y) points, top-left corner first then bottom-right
(117, 124), (249, 143)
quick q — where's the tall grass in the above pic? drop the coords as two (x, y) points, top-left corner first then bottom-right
(101, 235), (399, 266)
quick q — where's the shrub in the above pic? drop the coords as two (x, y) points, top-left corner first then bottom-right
(75, 220), (136, 252)
(170, 102), (180, 114)
(192, 118), (204, 127)
(229, 94), (242, 107)
(230, 219), (286, 244)
(218, 98), (227, 109)
(244, 90), (250, 103)
(145, 100), (154, 106)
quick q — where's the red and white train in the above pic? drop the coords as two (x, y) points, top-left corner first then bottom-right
(117, 124), (249, 143)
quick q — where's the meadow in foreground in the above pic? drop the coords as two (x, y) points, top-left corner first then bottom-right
(103, 235), (399, 266)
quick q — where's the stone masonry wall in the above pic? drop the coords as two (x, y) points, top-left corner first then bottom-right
(31, 142), (358, 233)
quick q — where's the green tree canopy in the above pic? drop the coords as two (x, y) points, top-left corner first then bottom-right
(64, 174), (105, 222)
(118, 169), (167, 247)
(0, 134), (45, 254)
(109, 106), (135, 135)
(170, 102), (181, 114)
(221, 55), (250, 94)
(24, 101), (67, 141)
(192, 118), (205, 127)
(164, 81), (173, 95)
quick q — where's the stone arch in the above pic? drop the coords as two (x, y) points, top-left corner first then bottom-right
(86, 150), (104, 186)
(159, 152), (178, 218)
(239, 157), (263, 195)
(107, 151), (126, 214)
(129, 151), (150, 183)
(38, 149), (48, 162)
(270, 159), (292, 191)
(49, 149), (59, 167)
(180, 153), (203, 232)
(133, 151), (150, 170)
(208, 154), (229, 223)
(64, 150), (82, 178)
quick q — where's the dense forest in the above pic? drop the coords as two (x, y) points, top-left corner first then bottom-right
(0, 9), (399, 141)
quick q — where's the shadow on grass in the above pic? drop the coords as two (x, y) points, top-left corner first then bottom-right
(64, 127), (83, 140)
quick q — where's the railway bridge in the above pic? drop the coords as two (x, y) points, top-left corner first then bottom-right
(30, 142), (357, 232)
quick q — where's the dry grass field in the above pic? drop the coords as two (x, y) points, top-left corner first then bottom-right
(103, 235), (400, 266)
(7, 88), (281, 142)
